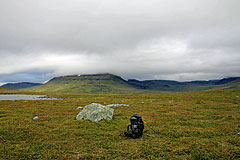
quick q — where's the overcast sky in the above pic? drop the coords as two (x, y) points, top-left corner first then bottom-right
(0, 0), (240, 84)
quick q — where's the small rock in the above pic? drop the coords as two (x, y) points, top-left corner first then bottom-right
(77, 107), (83, 109)
(106, 104), (130, 107)
(33, 116), (40, 120)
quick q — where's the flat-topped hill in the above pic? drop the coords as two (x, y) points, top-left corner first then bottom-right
(48, 73), (126, 82)
(24, 73), (141, 94)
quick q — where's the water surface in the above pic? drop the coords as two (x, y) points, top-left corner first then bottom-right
(0, 94), (59, 100)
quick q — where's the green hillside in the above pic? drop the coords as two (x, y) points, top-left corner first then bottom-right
(23, 74), (240, 94)
(0, 87), (15, 93)
(180, 78), (240, 92)
(23, 74), (145, 94)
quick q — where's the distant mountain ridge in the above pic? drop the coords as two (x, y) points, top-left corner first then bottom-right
(128, 77), (240, 91)
(1, 82), (42, 89)
(22, 73), (240, 93)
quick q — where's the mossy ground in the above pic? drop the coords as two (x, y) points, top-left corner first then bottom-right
(0, 89), (239, 159)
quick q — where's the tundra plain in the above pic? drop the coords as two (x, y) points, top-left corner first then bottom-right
(0, 88), (239, 159)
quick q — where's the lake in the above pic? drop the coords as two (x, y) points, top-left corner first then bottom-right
(0, 94), (59, 100)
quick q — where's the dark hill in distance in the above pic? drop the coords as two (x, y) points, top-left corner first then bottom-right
(1, 82), (42, 89)
(128, 77), (240, 92)
(23, 73), (240, 93)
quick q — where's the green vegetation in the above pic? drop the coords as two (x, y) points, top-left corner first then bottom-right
(0, 89), (240, 159)
(23, 74), (240, 94)
(0, 87), (15, 93)
(23, 74), (147, 94)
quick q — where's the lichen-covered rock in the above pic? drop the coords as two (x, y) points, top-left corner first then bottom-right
(88, 107), (114, 122)
(76, 103), (114, 122)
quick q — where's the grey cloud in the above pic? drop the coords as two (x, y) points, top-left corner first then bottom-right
(1, 0), (239, 53)
(0, 0), (240, 82)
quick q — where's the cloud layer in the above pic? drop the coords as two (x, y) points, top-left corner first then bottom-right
(1, 0), (240, 83)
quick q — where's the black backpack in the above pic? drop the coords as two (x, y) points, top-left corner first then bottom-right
(124, 113), (144, 138)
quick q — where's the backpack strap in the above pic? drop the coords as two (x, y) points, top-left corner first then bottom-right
(124, 125), (132, 137)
